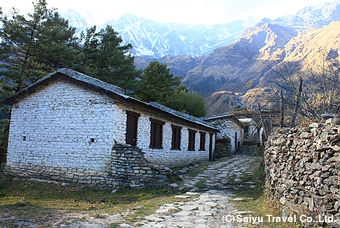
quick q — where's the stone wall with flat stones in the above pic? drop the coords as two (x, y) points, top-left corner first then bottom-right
(264, 117), (340, 226)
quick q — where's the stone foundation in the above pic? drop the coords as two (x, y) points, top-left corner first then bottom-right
(4, 144), (173, 189)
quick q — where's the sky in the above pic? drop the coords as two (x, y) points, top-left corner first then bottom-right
(1, 0), (335, 26)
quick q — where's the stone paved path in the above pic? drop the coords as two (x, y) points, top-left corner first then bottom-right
(6, 145), (262, 227)
(126, 144), (263, 228)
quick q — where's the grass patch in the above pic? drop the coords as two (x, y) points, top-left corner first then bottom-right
(185, 160), (214, 177)
(231, 161), (302, 227)
(0, 176), (192, 227)
(194, 180), (207, 190)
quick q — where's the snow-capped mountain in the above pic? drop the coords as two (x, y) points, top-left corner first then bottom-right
(103, 14), (251, 58)
(61, 0), (340, 58)
(272, 0), (340, 28)
(60, 9), (88, 35)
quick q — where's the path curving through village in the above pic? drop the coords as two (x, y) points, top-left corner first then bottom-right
(45, 144), (263, 228)
(127, 143), (263, 228)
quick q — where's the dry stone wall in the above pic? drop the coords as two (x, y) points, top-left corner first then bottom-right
(264, 117), (340, 226)
(5, 144), (172, 188)
(111, 144), (172, 188)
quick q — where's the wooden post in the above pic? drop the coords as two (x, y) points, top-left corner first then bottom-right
(258, 103), (268, 140)
(280, 90), (284, 128)
(291, 78), (303, 128)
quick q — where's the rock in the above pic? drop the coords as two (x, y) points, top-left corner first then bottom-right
(331, 145), (340, 152)
(185, 192), (200, 195)
(280, 197), (286, 205)
(335, 201), (340, 211)
(175, 195), (191, 199)
(144, 215), (163, 222)
(62, 183), (70, 187)
(168, 183), (178, 188)
(309, 123), (323, 128)
(234, 211), (254, 215)
(119, 223), (134, 228)
(282, 207), (289, 217)
(232, 197), (245, 201)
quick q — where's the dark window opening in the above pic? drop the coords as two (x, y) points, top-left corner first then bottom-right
(200, 132), (206, 151)
(150, 119), (164, 149)
(171, 125), (182, 150)
(188, 129), (196, 151)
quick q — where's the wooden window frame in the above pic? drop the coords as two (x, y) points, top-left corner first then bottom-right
(199, 132), (206, 151)
(171, 125), (182, 150)
(188, 129), (196, 151)
(149, 118), (165, 149)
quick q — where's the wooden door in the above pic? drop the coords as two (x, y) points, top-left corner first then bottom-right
(126, 111), (139, 146)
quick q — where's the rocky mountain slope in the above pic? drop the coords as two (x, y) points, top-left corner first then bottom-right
(273, 0), (340, 29)
(103, 14), (250, 58)
(61, 1), (340, 114)
(135, 21), (340, 114)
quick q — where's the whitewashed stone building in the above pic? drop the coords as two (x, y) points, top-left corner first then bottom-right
(2, 69), (218, 188)
(238, 118), (257, 140)
(203, 114), (244, 154)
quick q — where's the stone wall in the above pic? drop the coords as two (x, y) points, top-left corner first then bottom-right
(264, 118), (340, 226)
(5, 144), (172, 188)
(6, 79), (116, 174)
(214, 138), (232, 158)
(205, 118), (243, 153)
(111, 144), (172, 188)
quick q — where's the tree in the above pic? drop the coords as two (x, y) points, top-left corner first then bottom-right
(168, 89), (207, 117)
(75, 25), (141, 90)
(0, 0), (79, 99)
(135, 61), (181, 104)
(268, 52), (340, 123)
(135, 61), (207, 117)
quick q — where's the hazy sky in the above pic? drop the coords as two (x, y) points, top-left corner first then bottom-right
(1, 0), (335, 25)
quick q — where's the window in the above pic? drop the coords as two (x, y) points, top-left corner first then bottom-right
(188, 129), (196, 151)
(171, 125), (181, 150)
(200, 132), (206, 151)
(150, 118), (164, 149)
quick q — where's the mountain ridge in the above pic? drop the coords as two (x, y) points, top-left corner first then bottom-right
(61, 1), (340, 115)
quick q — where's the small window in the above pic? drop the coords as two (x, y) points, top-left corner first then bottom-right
(188, 129), (196, 151)
(200, 132), (206, 151)
(150, 118), (164, 149)
(171, 125), (181, 150)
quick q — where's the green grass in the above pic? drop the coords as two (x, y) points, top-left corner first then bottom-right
(185, 161), (212, 177)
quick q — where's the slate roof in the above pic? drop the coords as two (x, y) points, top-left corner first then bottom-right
(2, 68), (218, 132)
(203, 113), (244, 128)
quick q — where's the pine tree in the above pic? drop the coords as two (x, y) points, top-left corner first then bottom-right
(0, 0), (78, 99)
(135, 61), (181, 104)
(76, 25), (141, 90)
(135, 61), (207, 117)
(0, 0), (79, 161)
